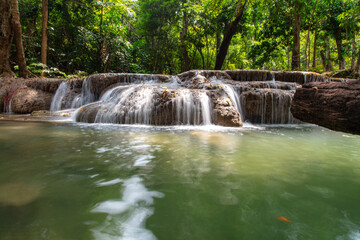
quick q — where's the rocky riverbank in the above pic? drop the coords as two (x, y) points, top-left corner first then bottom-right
(1, 70), (357, 130)
(291, 80), (360, 135)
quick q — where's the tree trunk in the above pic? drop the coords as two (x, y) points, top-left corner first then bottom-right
(356, 47), (360, 72)
(10, 0), (32, 78)
(0, 0), (15, 77)
(354, 0), (360, 72)
(304, 30), (309, 70)
(320, 39), (333, 72)
(351, 39), (355, 69)
(291, 0), (301, 71)
(335, 27), (345, 70)
(180, 11), (190, 72)
(214, 0), (248, 70)
(41, 0), (48, 66)
(312, 30), (317, 68)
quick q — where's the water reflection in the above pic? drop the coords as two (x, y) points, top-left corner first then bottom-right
(91, 176), (164, 240)
(1, 121), (360, 239)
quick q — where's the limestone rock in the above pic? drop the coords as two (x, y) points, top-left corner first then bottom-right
(11, 88), (53, 113)
(291, 80), (360, 134)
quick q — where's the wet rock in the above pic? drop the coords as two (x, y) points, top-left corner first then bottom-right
(178, 70), (232, 83)
(76, 103), (102, 123)
(273, 71), (325, 84)
(291, 80), (360, 134)
(25, 78), (65, 93)
(86, 73), (171, 98)
(0, 88), (6, 111)
(213, 102), (242, 127)
(225, 70), (274, 81)
(225, 70), (326, 84)
(11, 88), (53, 114)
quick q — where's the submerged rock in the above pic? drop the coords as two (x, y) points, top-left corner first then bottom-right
(0, 182), (42, 207)
(291, 80), (360, 134)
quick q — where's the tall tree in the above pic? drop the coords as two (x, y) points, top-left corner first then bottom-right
(0, 0), (14, 77)
(214, 0), (248, 70)
(41, 0), (48, 66)
(291, 0), (301, 70)
(180, 10), (191, 72)
(355, 0), (360, 72)
(0, 0), (32, 78)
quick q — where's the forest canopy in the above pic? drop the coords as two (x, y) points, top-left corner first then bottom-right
(3, 0), (360, 76)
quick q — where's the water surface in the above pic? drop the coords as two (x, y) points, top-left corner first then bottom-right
(0, 121), (360, 240)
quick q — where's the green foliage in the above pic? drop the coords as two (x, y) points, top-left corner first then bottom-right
(15, 0), (360, 74)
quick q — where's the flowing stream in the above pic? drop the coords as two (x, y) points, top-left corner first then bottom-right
(1, 121), (360, 240)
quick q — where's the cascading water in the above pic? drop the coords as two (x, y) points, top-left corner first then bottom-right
(172, 89), (213, 125)
(199, 92), (212, 125)
(240, 89), (296, 124)
(45, 70), (302, 126)
(7, 96), (14, 113)
(76, 84), (214, 126)
(80, 78), (96, 107)
(220, 84), (243, 121)
(50, 81), (69, 111)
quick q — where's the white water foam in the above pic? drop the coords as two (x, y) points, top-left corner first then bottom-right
(134, 155), (155, 167)
(91, 176), (164, 240)
(199, 91), (212, 125)
(96, 178), (123, 187)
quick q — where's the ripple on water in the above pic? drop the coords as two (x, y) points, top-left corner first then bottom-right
(96, 179), (123, 187)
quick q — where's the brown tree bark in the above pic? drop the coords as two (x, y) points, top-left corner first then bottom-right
(214, 0), (248, 70)
(291, 0), (301, 71)
(0, 0), (15, 77)
(335, 27), (345, 70)
(320, 38), (334, 72)
(312, 30), (317, 68)
(41, 0), (48, 66)
(355, 0), (360, 72)
(305, 0), (318, 70)
(10, 0), (32, 78)
(356, 46), (360, 73)
(180, 11), (191, 72)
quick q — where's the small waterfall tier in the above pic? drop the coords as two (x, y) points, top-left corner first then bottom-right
(75, 83), (241, 127)
(47, 70), (322, 126)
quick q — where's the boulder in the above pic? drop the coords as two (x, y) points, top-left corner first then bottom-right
(291, 80), (360, 134)
(86, 73), (171, 98)
(11, 88), (53, 114)
(0, 88), (6, 111)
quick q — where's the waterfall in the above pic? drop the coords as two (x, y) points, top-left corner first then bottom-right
(303, 73), (307, 84)
(199, 92), (212, 125)
(220, 84), (243, 121)
(172, 89), (213, 125)
(50, 81), (69, 111)
(270, 72), (275, 82)
(93, 86), (154, 124)
(241, 90), (295, 124)
(71, 71), (301, 126)
(6, 95), (14, 113)
(80, 78), (96, 106)
(174, 89), (195, 125)
(71, 95), (81, 109)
